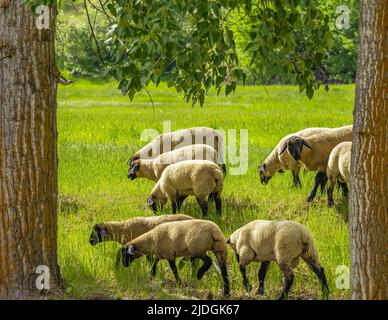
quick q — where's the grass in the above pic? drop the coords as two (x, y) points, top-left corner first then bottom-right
(57, 80), (354, 300)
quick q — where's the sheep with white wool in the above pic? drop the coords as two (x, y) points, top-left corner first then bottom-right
(326, 141), (352, 207)
(147, 160), (224, 216)
(227, 220), (329, 300)
(118, 219), (230, 296)
(89, 214), (196, 275)
(127, 144), (225, 182)
(280, 125), (352, 202)
(258, 127), (330, 187)
(129, 127), (224, 165)
(89, 214), (194, 246)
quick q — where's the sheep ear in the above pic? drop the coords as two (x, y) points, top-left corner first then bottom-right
(127, 244), (136, 255)
(147, 197), (155, 206)
(302, 140), (313, 149)
(279, 143), (288, 155)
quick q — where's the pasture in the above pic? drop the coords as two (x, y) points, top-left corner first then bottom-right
(57, 80), (353, 299)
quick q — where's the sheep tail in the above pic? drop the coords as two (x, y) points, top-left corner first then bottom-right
(212, 168), (224, 192)
(301, 231), (317, 260)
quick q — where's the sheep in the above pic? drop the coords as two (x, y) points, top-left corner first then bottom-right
(129, 127), (225, 167)
(89, 214), (196, 275)
(258, 127), (331, 188)
(147, 160), (224, 216)
(326, 142), (352, 207)
(127, 144), (225, 182)
(227, 220), (329, 300)
(118, 219), (230, 296)
(89, 214), (194, 246)
(280, 125), (352, 202)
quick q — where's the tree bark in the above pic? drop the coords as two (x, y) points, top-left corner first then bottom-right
(0, 1), (61, 298)
(350, 0), (388, 300)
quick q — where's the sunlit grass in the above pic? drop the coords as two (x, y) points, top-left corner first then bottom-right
(57, 80), (353, 299)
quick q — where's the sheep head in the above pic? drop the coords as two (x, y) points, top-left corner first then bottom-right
(280, 136), (312, 161)
(127, 159), (141, 180)
(258, 163), (272, 185)
(147, 195), (165, 212)
(119, 244), (142, 267)
(89, 224), (109, 245)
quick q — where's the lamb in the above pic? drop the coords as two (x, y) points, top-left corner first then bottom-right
(118, 219), (230, 296)
(127, 144), (225, 182)
(258, 127), (331, 188)
(326, 142), (352, 207)
(147, 160), (224, 216)
(227, 220), (329, 300)
(280, 125), (352, 202)
(129, 127), (224, 165)
(89, 214), (194, 246)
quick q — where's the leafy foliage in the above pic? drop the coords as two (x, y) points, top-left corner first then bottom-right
(25, 0), (336, 104)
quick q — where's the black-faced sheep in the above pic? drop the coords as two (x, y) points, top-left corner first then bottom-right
(280, 125), (352, 202)
(118, 219), (230, 296)
(326, 141), (352, 207)
(129, 127), (224, 166)
(227, 220), (329, 300)
(89, 214), (194, 246)
(258, 127), (330, 188)
(147, 160), (224, 216)
(127, 144), (225, 181)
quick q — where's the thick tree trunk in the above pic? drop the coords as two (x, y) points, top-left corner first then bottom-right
(350, 0), (388, 300)
(0, 1), (61, 298)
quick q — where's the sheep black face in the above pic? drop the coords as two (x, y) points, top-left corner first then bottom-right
(128, 162), (140, 180)
(89, 224), (109, 245)
(280, 136), (312, 161)
(121, 244), (142, 267)
(147, 196), (159, 212)
(258, 163), (272, 185)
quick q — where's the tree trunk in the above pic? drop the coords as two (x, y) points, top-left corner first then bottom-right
(350, 0), (388, 300)
(0, 1), (61, 298)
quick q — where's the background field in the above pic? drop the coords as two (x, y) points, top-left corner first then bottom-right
(57, 81), (354, 300)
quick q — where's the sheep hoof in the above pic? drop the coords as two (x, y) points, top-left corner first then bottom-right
(244, 284), (252, 292)
(257, 288), (265, 296)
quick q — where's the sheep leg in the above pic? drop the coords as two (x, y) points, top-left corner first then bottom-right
(319, 175), (328, 194)
(339, 182), (349, 197)
(216, 255), (230, 297)
(214, 193), (222, 215)
(304, 258), (329, 299)
(239, 265), (252, 292)
(327, 178), (336, 207)
(171, 200), (178, 214)
(168, 260), (181, 285)
(292, 170), (302, 188)
(278, 264), (294, 300)
(207, 192), (215, 203)
(177, 195), (188, 210)
(196, 197), (208, 216)
(257, 261), (270, 295)
(150, 258), (159, 277)
(307, 171), (326, 202)
(197, 255), (213, 280)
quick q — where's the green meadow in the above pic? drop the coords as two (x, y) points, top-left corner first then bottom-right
(57, 80), (354, 300)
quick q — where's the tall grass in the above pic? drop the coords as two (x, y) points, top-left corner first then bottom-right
(57, 80), (353, 299)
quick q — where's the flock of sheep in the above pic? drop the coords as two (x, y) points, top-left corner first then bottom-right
(89, 125), (353, 299)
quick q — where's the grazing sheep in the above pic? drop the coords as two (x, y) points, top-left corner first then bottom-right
(129, 127), (224, 166)
(280, 125), (352, 202)
(128, 144), (225, 182)
(326, 142), (352, 207)
(147, 160), (224, 216)
(259, 127), (330, 188)
(89, 214), (194, 246)
(227, 220), (329, 300)
(118, 219), (230, 296)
